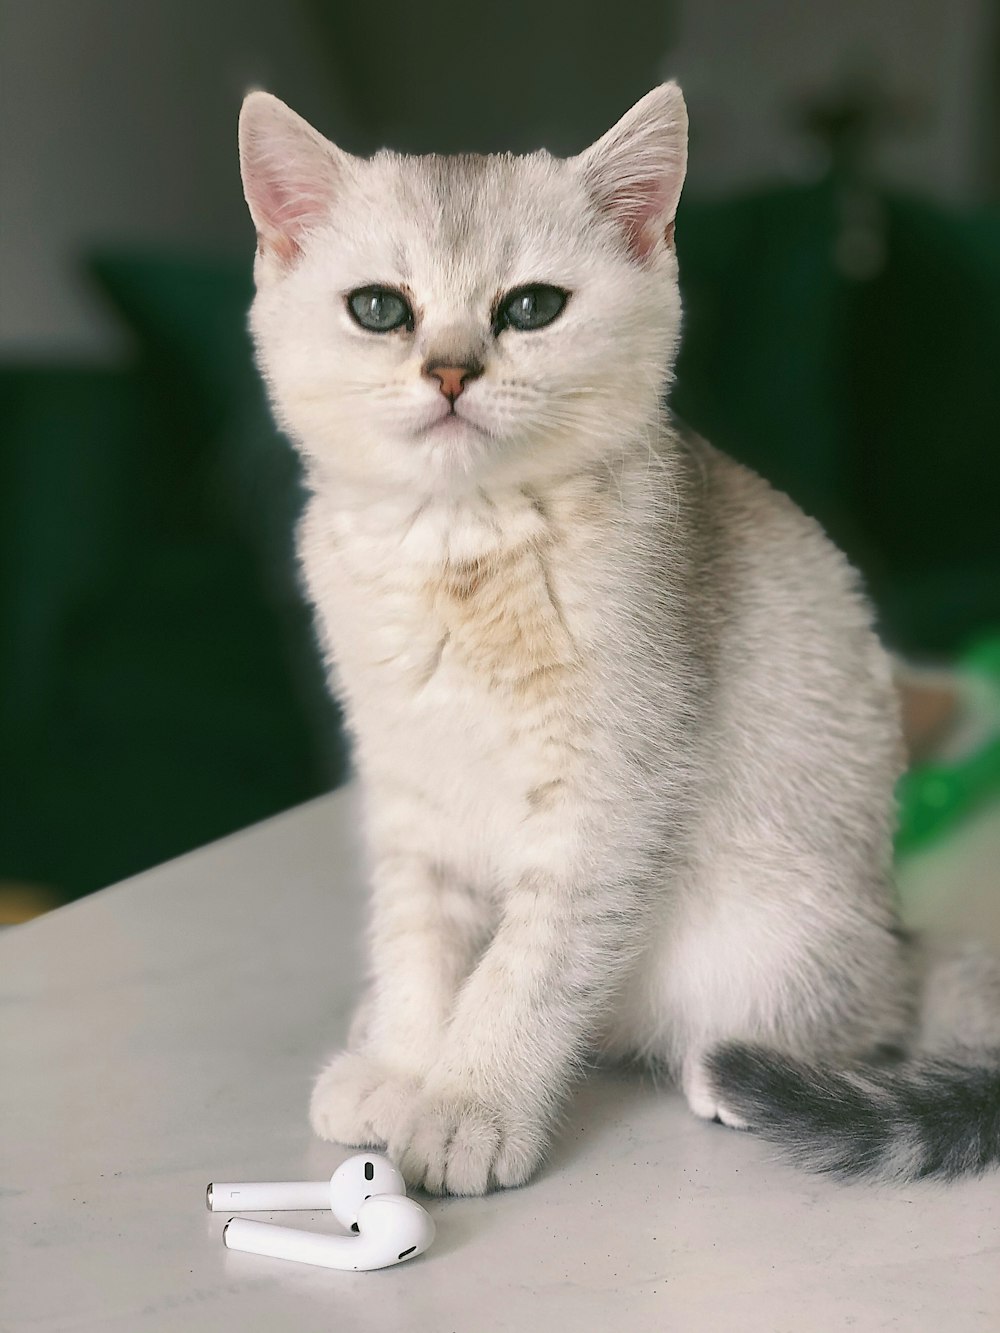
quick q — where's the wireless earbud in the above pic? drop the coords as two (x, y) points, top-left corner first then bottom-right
(208, 1154), (434, 1270)
(330, 1155), (407, 1232)
(207, 1154), (406, 1230)
(223, 1195), (435, 1271)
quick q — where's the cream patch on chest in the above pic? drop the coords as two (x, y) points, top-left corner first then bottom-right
(431, 539), (579, 703)
(319, 482), (618, 819)
(426, 536), (592, 818)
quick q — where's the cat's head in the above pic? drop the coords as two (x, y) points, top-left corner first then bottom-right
(238, 85), (687, 496)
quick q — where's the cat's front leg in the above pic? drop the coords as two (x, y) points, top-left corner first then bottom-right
(388, 867), (641, 1195)
(310, 852), (490, 1148)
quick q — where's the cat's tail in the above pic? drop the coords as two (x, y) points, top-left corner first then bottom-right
(705, 1043), (1000, 1181)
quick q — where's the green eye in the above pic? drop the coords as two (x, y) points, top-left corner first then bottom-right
(496, 285), (568, 333)
(347, 286), (413, 332)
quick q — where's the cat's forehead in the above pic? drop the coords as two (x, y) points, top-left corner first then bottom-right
(340, 148), (590, 289)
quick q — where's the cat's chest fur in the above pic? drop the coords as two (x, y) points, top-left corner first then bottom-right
(298, 477), (628, 829)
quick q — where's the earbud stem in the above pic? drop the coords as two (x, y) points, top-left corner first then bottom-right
(225, 1218), (346, 1267)
(207, 1181), (332, 1212)
(223, 1215), (431, 1271)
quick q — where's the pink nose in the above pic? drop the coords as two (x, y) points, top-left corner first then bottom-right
(423, 361), (482, 402)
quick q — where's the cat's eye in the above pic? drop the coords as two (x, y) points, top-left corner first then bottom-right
(347, 286), (413, 333)
(494, 285), (569, 334)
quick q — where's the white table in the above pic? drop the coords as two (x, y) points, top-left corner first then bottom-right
(3, 785), (999, 1332)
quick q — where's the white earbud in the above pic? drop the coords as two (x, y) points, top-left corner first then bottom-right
(207, 1154), (406, 1230)
(223, 1195), (435, 1271)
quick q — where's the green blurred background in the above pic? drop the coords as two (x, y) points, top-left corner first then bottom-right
(1, 0), (998, 914)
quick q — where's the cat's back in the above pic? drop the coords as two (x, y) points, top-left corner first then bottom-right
(672, 428), (903, 854)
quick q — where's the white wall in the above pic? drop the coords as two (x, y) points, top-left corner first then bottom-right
(668, 0), (995, 200)
(0, 0), (350, 358)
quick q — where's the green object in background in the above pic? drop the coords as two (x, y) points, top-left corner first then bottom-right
(0, 258), (347, 903)
(895, 637), (1000, 858)
(674, 185), (1000, 653)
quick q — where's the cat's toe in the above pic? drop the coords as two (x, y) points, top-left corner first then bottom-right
(309, 1051), (420, 1147)
(490, 1123), (544, 1189)
(390, 1092), (544, 1196)
(310, 1052), (383, 1145)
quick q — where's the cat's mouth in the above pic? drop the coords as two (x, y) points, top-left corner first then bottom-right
(419, 405), (491, 440)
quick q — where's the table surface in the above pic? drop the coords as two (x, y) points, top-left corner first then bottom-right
(3, 784), (999, 1333)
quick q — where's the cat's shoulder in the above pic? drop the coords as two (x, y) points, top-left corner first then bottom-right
(673, 420), (831, 539)
(669, 419), (866, 600)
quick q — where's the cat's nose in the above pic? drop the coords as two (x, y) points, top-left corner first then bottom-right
(422, 360), (483, 403)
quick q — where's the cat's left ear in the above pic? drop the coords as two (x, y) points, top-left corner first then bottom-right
(573, 82), (688, 264)
(238, 91), (354, 272)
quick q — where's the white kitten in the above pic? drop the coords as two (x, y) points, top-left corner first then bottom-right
(238, 84), (999, 1194)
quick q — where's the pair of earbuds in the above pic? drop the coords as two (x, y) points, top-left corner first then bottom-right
(207, 1154), (435, 1271)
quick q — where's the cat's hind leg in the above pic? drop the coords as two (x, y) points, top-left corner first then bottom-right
(679, 1054), (749, 1128)
(602, 849), (914, 1132)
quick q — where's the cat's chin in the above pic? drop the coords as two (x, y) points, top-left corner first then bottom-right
(413, 412), (497, 481)
(399, 409), (485, 476)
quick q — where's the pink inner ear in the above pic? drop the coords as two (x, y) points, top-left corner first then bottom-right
(247, 168), (334, 262)
(611, 176), (676, 263)
(581, 88), (687, 266)
(241, 113), (340, 263)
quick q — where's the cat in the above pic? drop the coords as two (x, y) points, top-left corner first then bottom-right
(237, 82), (1000, 1195)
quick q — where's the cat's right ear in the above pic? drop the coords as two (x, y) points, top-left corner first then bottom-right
(238, 92), (351, 275)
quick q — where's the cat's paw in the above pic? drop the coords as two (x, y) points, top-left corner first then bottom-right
(309, 1052), (422, 1148)
(682, 1055), (748, 1130)
(388, 1087), (546, 1196)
